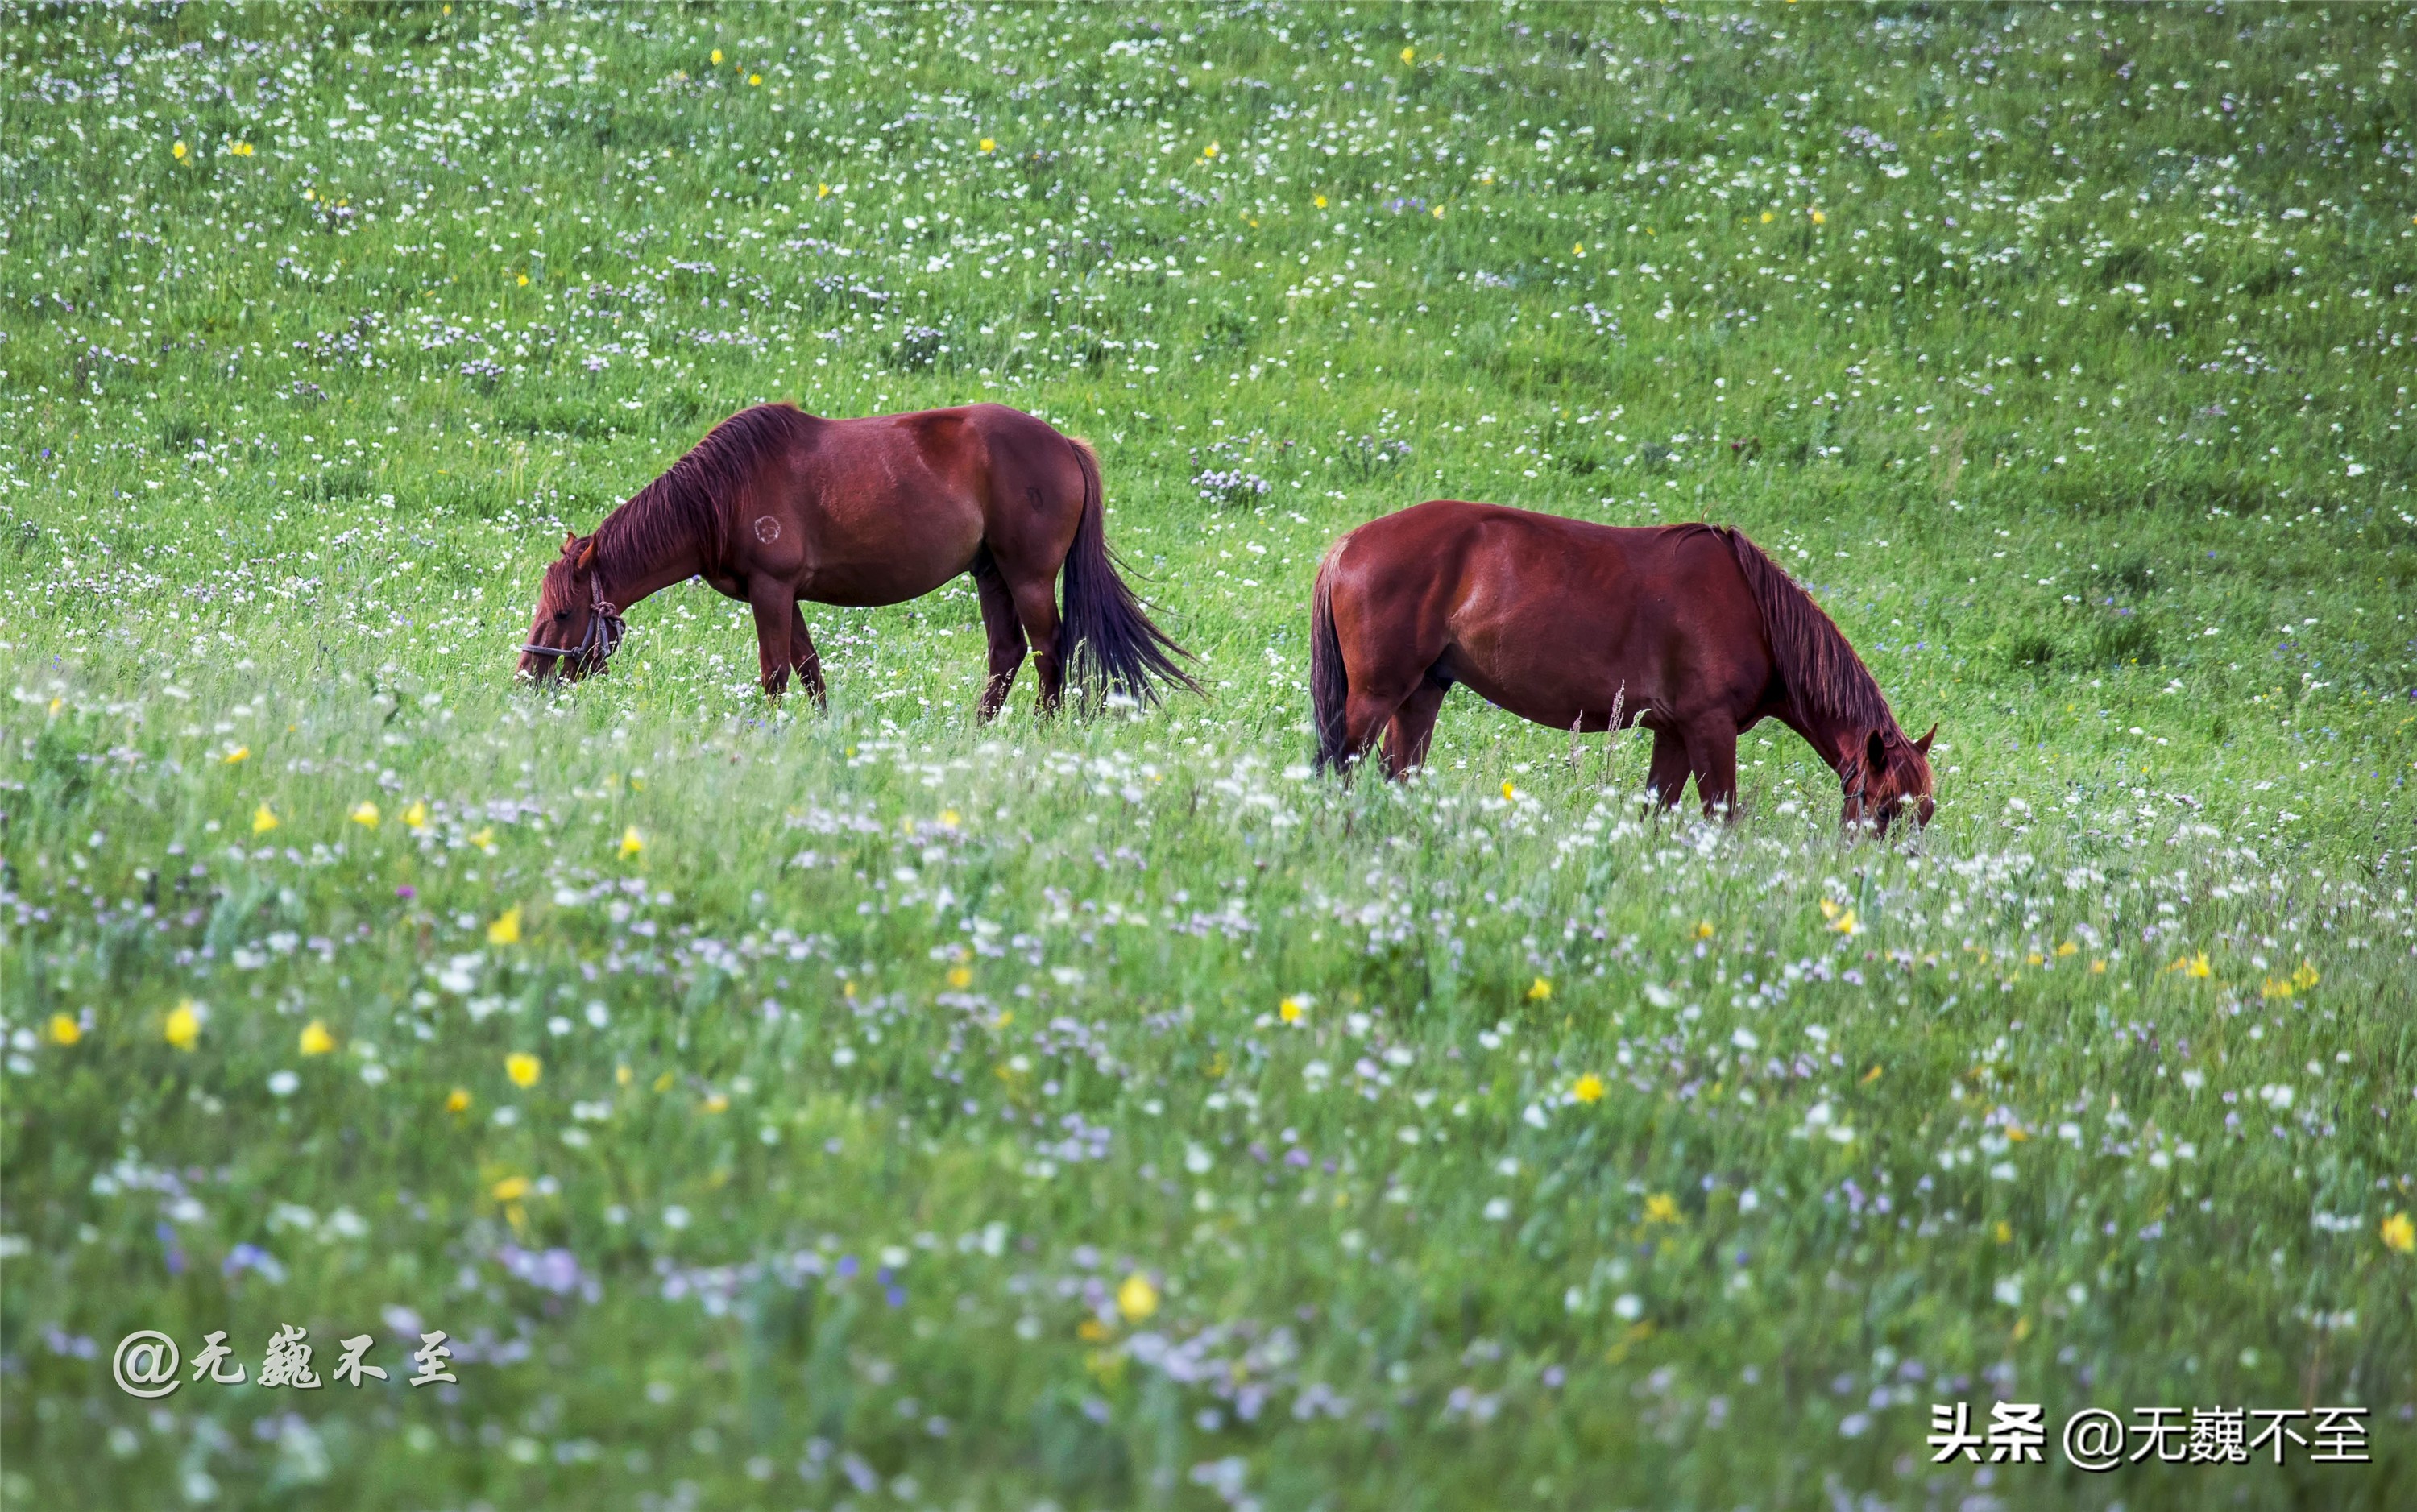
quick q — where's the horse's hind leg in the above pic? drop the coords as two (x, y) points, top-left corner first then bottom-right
(786, 603), (827, 710)
(748, 579), (794, 698)
(971, 551), (1026, 722)
(1381, 678), (1448, 779)
(1008, 576), (1064, 716)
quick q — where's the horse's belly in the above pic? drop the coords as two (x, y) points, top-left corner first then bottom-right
(1444, 599), (1647, 731)
(794, 506), (983, 607)
(798, 552), (968, 607)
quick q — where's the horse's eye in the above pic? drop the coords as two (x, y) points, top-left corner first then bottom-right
(553, 611), (570, 622)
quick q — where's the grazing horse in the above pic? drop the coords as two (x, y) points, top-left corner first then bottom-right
(1310, 500), (1936, 831)
(517, 402), (1194, 717)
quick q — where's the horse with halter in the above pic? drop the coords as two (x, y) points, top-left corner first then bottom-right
(1310, 500), (1935, 831)
(519, 402), (1195, 717)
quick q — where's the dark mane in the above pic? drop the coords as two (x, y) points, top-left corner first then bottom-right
(1704, 525), (1896, 735)
(592, 403), (810, 579)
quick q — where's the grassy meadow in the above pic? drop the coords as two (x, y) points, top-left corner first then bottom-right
(4, 2), (2416, 1507)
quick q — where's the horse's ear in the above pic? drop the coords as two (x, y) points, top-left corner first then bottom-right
(1913, 723), (1937, 756)
(1866, 728), (1888, 773)
(575, 538), (597, 571)
(561, 531), (578, 556)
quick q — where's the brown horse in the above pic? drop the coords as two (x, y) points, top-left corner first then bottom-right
(1309, 500), (1935, 831)
(517, 402), (1194, 716)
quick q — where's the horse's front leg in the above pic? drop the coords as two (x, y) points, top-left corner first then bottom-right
(1682, 717), (1740, 821)
(1644, 727), (1692, 810)
(748, 579), (795, 698)
(787, 603), (827, 710)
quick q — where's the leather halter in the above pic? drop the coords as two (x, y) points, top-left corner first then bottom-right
(1840, 756), (1871, 826)
(521, 571), (625, 676)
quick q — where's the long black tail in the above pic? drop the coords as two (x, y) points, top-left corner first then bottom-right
(1310, 543), (1351, 773)
(1059, 437), (1199, 709)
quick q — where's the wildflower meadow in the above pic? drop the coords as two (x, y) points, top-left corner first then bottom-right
(4, 4), (2415, 1509)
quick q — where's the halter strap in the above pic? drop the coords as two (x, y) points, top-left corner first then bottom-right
(522, 572), (627, 674)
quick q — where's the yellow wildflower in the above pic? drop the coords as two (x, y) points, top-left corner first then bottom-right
(947, 966), (973, 989)
(298, 1021), (335, 1056)
(1501, 781), (1519, 801)
(1117, 1273), (1160, 1322)
(1571, 1072), (1606, 1104)
(1527, 976), (1552, 1001)
(1760, 209), (1775, 223)
(1994, 1220), (2013, 1244)
(491, 1175), (529, 1202)
(487, 907), (522, 946)
(1076, 1317), (1112, 1342)
(817, 182), (831, 199)
(516, 272), (529, 287)
(1279, 996), (1304, 1024)
(469, 826), (495, 853)
(702, 1092), (729, 1114)
(616, 1064), (632, 1087)
(48, 1013), (81, 1046)
(223, 745), (250, 764)
(505, 1052), (541, 1088)
(172, 140), (188, 160)
(252, 803), (280, 835)
(1313, 193), (1329, 209)
(2382, 1212), (2415, 1255)
(350, 801), (381, 828)
(403, 801), (429, 831)
(446, 1087), (472, 1112)
(619, 826), (644, 859)
(1810, 208), (1826, 225)
(748, 72), (761, 86)
(2055, 941), (2078, 957)
(1694, 921), (1714, 940)
(979, 137), (997, 154)
(2291, 961), (2320, 991)
(1643, 1192), (1681, 1224)
(164, 1000), (202, 1050)
(1400, 46), (1415, 64)
(709, 48), (723, 64)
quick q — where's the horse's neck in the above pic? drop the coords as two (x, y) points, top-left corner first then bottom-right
(1795, 707), (1876, 785)
(596, 499), (711, 609)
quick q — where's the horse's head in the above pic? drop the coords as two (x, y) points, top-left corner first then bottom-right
(1844, 723), (1935, 835)
(517, 532), (624, 683)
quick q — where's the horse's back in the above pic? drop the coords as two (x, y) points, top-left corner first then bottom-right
(1333, 499), (1719, 597)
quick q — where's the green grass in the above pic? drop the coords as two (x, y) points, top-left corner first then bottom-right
(4, 3), (2415, 1508)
